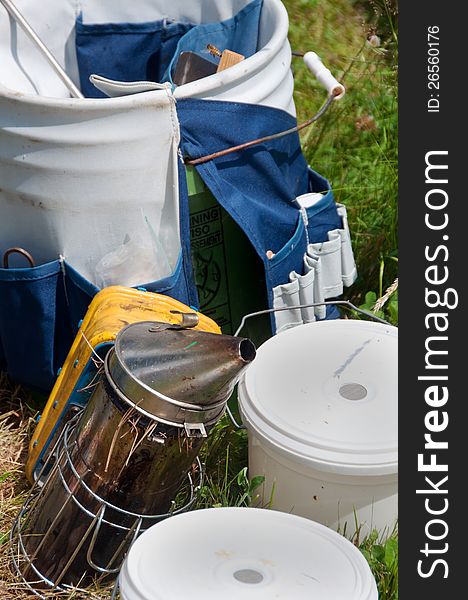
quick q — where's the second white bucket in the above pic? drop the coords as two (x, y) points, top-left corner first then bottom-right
(118, 507), (378, 599)
(238, 319), (398, 538)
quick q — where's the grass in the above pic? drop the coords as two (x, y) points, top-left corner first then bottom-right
(283, 3), (399, 593)
(285, 0), (398, 311)
(0, 375), (114, 599)
(0, 1), (398, 597)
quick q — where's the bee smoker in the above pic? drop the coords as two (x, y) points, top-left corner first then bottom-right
(11, 319), (256, 595)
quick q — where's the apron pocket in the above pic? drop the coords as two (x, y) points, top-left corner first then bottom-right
(289, 267), (316, 324)
(308, 232), (343, 298)
(272, 279), (302, 334)
(304, 253), (326, 320)
(337, 203), (358, 287)
(0, 260), (72, 391)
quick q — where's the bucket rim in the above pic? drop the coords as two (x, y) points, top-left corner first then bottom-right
(0, 0), (289, 107)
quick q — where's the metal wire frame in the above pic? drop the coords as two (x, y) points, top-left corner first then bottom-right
(10, 416), (204, 597)
(234, 300), (391, 338)
(225, 300), (393, 429)
(111, 578), (121, 599)
(185, 94), (335, 166)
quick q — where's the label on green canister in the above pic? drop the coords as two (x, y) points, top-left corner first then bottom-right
(186, 166), (270, 344)
(190, 194), (232, 331)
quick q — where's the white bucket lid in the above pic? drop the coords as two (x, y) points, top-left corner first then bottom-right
(119, 507), (378, 600)
(239, 320), (398, 475)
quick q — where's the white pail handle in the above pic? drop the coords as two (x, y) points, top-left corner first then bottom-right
(226, 301), (392, 430)
(303, 52), (346, 99)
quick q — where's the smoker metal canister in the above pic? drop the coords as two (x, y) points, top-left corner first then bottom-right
(26, 286), (222, 484)
(107, 320), (257, 431)
(14, 321), (256, 592)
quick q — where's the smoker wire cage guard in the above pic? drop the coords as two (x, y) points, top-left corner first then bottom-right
(10, 411), (204, 597)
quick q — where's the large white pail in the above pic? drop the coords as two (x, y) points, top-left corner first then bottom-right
(118, 507), (378, 600)
(239, 320), (398, 538)
(0, 0), (292, 287)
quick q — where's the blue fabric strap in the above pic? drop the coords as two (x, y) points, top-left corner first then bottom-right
(177, 98), (342, 305)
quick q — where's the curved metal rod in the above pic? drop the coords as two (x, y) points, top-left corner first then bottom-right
(59, 421), (203, 522)
(2, 247), (35, 268)
(186, 94), (335, 166)
(87, 512), (143, 575)
(0, 0), (84, 98)
(234, 300), (391, 338)
(225, 301), (393, 430)
(226, 405), (246, 430)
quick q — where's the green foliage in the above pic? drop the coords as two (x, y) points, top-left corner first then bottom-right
(360, 530), (399, 600)
(358, 255), (398, 324)
(194, 417), (264, 508)
(359, 287), (398, 325)
(197, 461), (265, 508)
(385, 291), (398, 324)
(284, 0), (398, 303)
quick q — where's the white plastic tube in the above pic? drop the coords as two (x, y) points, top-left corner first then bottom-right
(303, 51), (345, 99)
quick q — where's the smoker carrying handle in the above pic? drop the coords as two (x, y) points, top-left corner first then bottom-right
(226, 300), (392, 430)
(303, 52), (345, 99)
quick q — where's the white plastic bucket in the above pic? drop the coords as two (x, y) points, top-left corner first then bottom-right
(0, 0), (293, 286)
(118, 507), (378, 600)
(238, 320), (398, 538)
